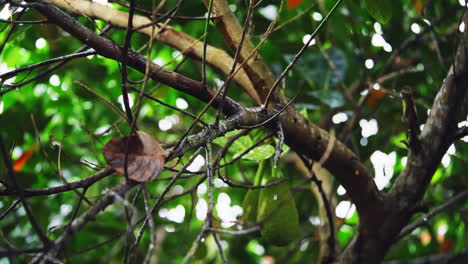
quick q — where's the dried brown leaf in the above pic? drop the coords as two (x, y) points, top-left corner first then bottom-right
(102, 131), (166, 182)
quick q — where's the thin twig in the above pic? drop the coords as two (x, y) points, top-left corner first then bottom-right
(0, 25), (113, 96)
(396, 189), (468, 241)
(181, 145), (214, 264)
(263, 0), (344, 107)
(202, 0), (214, 85)
(120, 0), (136, 127)
(215, 0), (254, 124)
(129, 87), (207, 125)
(207, 226), (260, 235)
(0, 168), (113, 197)
(132, 148), (204, 251)
(142, 185), (156, 264)
(273, 120), (284, 168)
(0, 50), (96, 80)
(0, 136), (51, 248)
(0, 199), (21, 221)
(299, 152), (336, 262)
(0, 18), (48, 24)
(212, 233), (227, 264)
(74, 81), (129, 122)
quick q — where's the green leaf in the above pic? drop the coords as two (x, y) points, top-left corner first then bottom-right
(365, 0), (392, 24)
(230, 135), (253, 152)
(308, 90), (345, 108)
(285, 48), (347, 88)
(236, 145), (275, 161)
(299, 107), (309, 119)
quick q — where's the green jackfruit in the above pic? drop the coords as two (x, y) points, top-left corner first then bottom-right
(257, 182), (300, 246)
(242, 189), (260, 223)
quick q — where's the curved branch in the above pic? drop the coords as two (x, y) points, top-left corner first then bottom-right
(384, 248), (468, 264)
(340, 13), (468, 264)
(0, 168), (113, 197)
(204, 0), (381, 216)
(396, 189), (468, 241)
(46, 0), (260, 103)
(0, 50), (96, 81)
(391, 13), (468, 207)
(28, 0), (380, 220)
(32, 0), (241, 117)
(34, 0), (379, 238)
(31, 180), (138, 263)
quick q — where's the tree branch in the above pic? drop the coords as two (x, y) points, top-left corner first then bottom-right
(32, 0), (380, 237)
(0, 168), (113, 197)
(29, 0), (380, 221)
(31, 0), (241, 117)
(31, 180), (138, 263)
(385, 248), (468, 264)
(204, 0), (382, 218)
(396, 189), (468, 241)
(45, 0), (260, 103)
(391, 12), (468, 210)
(339, 13), (468, 264)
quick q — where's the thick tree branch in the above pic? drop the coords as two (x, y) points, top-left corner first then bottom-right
(204, 0), (382, 218)
(203, 0), (277, 101)
(24, 101), (278, 262)
(391, 13), (468, 208)
(30, 0), (379, 220)
(31, 0), (241, 117)
(339, 13), (468, 264)
(46, 0), (260, 103)
(29, 2), (386, 262)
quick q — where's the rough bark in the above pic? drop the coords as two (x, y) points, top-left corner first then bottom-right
(339, 13), (468, 264)
(203, 0), (382, 220)
(28, 1), (468, 263)
(47, 0), (260, 103)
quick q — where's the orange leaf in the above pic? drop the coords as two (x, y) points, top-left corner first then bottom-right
(413, 0), (424, 14)
(366, 89), (386, 107)
(313, 231), (321, 240)
(288, 0), (304, 9)
(260, 256), (275, 264)
(336, 217), (344, 225)
(102, 131), (167, 182)
(419, 231), (431, 245)
(13, 145), (37, 172)
(439, 240), (454, 254)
